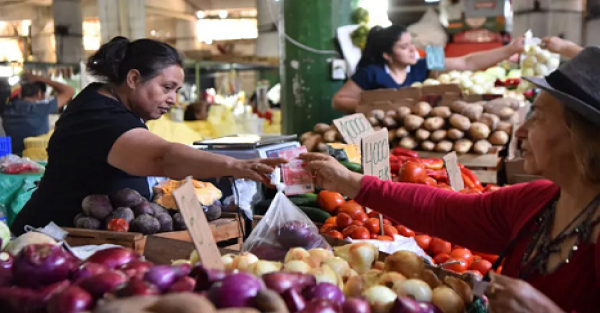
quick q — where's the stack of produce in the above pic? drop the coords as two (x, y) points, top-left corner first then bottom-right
(517, 44), (560, 93)
(370, 97), (518, 155)
(300, 123), (344, 153)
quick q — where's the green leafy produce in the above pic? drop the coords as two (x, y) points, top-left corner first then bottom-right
(351, 24), (370, 49)
(352, 7), (370, 24)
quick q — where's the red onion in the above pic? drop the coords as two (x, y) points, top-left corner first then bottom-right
(86, 248), (139, 269)
(390, 297), (443, 313)
(208, 272), (263, 308)
(0, 251), (14, 287)
(117, 260), (153, 279)
(71, 263), (108, 282)
(47, 286), (93, 313)
(0, 280), (70, 313)
(167, 276), (196, 293)
(304, 283), (345, 306)
(77, 271), (128, 299)
(143, 265), (180, 292)
(194, 265), (229, 291)
(13, 244), (75, 288)
(114, 278), (160, 297)
(262, 272), (317, 294)
(342, 298), (371, 313)
(282, 287), (306, 312)
(300, 299), (341, 313)
(173, 263), (192, 277)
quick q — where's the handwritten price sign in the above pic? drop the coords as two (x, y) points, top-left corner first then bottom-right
(361, 129), (391, 181)
(333, 113), (374, 151)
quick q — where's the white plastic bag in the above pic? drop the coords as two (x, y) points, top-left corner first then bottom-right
(242, 191), (331, 261)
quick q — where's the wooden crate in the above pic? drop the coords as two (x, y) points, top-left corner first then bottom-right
(63, 217), (243, 255)
(417, 150), (502, 169)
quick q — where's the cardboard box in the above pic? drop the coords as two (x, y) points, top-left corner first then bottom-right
(358, 84), (463, 114)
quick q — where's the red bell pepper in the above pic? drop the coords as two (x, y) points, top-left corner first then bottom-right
(483, 184), (501, 193)
(420, 158), (444, 170)
(461, 172), (477, 190)
(392, 147), (419, 158)
(460, 168), (483, 191)
(390, 161), (401, 173)
(426, 169), (448, 185)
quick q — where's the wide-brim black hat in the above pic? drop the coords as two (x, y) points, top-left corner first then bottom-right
(523, 46), (600, 126)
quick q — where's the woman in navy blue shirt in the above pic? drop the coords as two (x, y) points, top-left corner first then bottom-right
(333, 25), (524, 113)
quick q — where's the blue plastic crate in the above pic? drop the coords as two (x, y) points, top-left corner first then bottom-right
(0, 137), (12, 158)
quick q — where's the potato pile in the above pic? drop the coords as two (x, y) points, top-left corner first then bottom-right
(374, 98), (518, 155)
(300, 123), (344, 152)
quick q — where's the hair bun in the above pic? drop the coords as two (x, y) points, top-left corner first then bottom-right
(86, 36), (131, 83)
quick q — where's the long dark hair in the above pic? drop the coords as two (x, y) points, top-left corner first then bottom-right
(357, 24), (407, 69)
(86, 36), (184, 85)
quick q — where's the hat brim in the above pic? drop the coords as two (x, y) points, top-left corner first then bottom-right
(523, 76), (600, 126)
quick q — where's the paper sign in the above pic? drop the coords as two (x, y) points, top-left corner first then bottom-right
(279, 146), (315, 195)
(425, 46), (446, 71)
(361, 129), (391, 181)
(443, 152), (464, 191)
(333, 113), (374, 151)
(172, 177), (224, 269)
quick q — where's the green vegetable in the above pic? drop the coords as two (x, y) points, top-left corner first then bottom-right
(298, 206), (331, 223)
(340, 161), (362, 173)
(289, 194), (319, 208)
(352, 7), (370, 24)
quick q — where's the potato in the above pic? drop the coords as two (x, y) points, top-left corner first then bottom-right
(303, 133), (323, 152)
(486, 97), (520, 110)
(497, 122), (513, 134)
(497, 107), (516, 120)
(323, 130), (338, 143)
(386, 110), (398, 120)
(435, 140), (453, 153)
(382, 117), (398, 128)
(473, 140), (492, 155)
(468, 122), (491, 140)
(430, 130), (447, 142)
(300, 131), (314, 143)
(396, 127), (409, 138)
(412, 101), (432, 117)
(373, 126), (383, 132)
(489, 130), (510, 145)
(368, 116), (380, 127)
(421, 141), (435, 151)
(483, 100), (516, 120)
(415, 129), (431, 141)
(313, 123), (331, 134)
(316, 142), (328, 152)
(461, 103), (483, 121)
(450, 100), (468, 113)
(449, 114), (471, 132)
(447, 128), (464, 140)
(477, 113), (500, 131)
(370, 109), (386, 121)
(400, 137), (418, 150)
(397, 107), (412, 120)
(151, 293), (217, 313)
(430, 106), (452, 119)
(454, 139), (473, 154)
(388, 129), (396, 142)
(403, 115), (425, 131)
(423, 117), (445, 131)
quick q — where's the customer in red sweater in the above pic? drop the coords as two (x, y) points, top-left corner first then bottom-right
(301, 47), (600, 313)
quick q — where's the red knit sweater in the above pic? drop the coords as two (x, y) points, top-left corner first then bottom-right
(355, 177), (600, 312)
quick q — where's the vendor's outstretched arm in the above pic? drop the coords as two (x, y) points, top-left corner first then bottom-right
(333, 81), (363, 114)
(445, 39), (523, 71)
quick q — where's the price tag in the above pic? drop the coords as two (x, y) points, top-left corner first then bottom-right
(443, 152), (464, 191)
(172, 177), (224, 269)
(361, 128), (391, 181)
(425, 46), (446, 71)
(333, 113), (374, 151)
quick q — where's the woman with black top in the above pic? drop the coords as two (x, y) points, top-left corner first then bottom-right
(10, 37), (286, 235)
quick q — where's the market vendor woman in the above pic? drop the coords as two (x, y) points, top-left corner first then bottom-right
(333, 25), (524, 113)
(10, 37), (286, 235)
(306, 47), (600, 312)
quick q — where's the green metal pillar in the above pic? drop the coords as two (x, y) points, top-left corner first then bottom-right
(280, 0), (356, 136)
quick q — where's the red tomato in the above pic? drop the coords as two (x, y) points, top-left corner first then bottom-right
(338, 200), (365, 218)
(318, 191), (346, 213)
(399, 161), (427, 183)
(469, 259), (493, 276)
(354, 212), (369, 223)
(396, 225), (416, 238)
(364, 218), (381, 234)
(473, 255), (482, 262)
(336, 213), (353, 229)
(473, 251), (499, 264)
(324, 230), (343, 240)
(442, 258), (469, 273)
(450, 248), (474, 266)
(414, 235), (432, 251)
(383, 225), (399, 238)
(320, 224), (338, 233)
(324, 216), (337, 225)
(370, 233), (378, 239)
(367, 211), (380, 219)
(433, 253), (450, 265)
(419, 176), (438, 187)
(429, 238), (452, 255)
(342, 225), (360, 238)
(351, 220), (364, 226)
(350, 227), (371, 240)
(107, 218), (129, 232)
(377, 235), (394, 241)
(382, 218), (392, 226)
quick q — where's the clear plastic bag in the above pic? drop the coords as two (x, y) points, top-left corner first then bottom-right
(0, 154), (44, 174)
(242, 191), (331, 261)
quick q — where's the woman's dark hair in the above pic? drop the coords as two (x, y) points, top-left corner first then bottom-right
(86, 36), (184, 85)
(357, 24), (407, 69)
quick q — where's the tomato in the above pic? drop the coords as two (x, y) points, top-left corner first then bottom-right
(370, 233), (378, 239)
(367, 211), (380, 219)
(459, 188), (482, 195)
(324, 230), (343, 240)
(469, 259), (493, 276)
(429, 238), (452, 255)
(352, 220), (364, 226)
(318, 191), (346, 213)
(472, 251), (499, 264)
(377, 235), (394, 241)
(336, 213), (354, 229)
(324, 216), (337, 225)
(399, 161), (427, 183)
(395, 225), (415, 238)
(382, 218), (392, 226)
(354, 212), (369, 223)
(473, 255), (482, 262)
(442, 258), (469, 273)
(350, 227), (371, 240)
(342, 225), (360, 238)
(419, 176), (438, 187)
(320, 224), (338, 233)
(364, 218), (381, 235)
(383, 225), (399, 238)
(433, 253), (450, 265)
(338, 200), (365, 218)
(450, 248), (474, 266)
(414, 235), (432, 251)
(437, 183), (453, 191)
(107, 218), (129, 232)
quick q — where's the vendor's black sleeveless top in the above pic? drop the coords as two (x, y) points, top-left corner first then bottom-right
(11, 83), (149, 235)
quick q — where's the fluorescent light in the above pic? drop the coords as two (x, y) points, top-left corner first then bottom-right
(424, 0), (440, 2)
(196, 11), (205, 19)
(8, 76), (19, 86)
(218, 11), (228, 19)
(150, 30), (156, 36)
